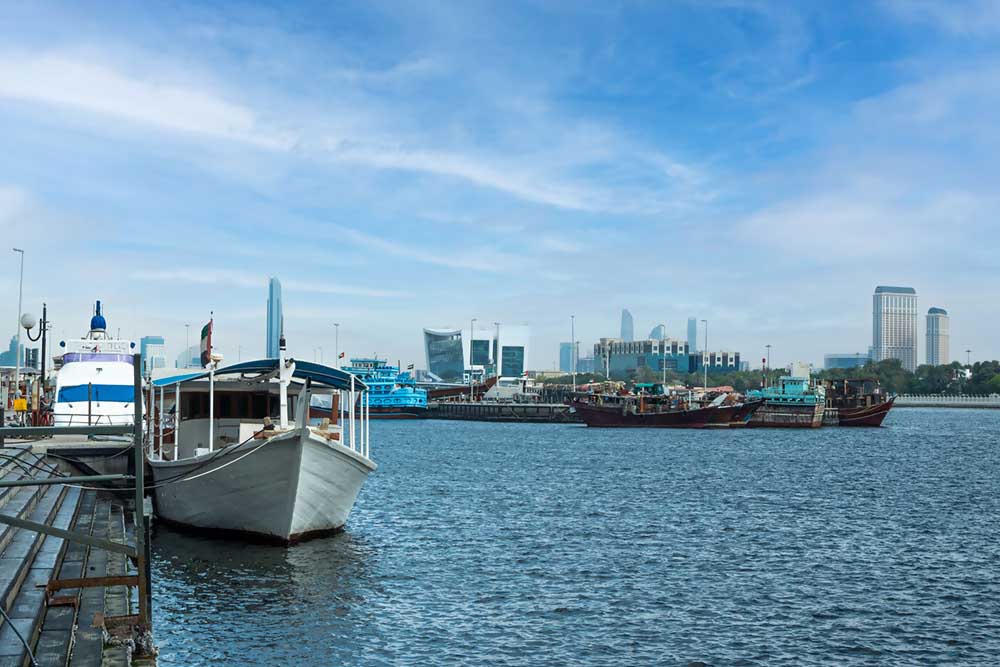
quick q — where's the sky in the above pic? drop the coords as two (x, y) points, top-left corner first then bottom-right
(1, 0), (998, 371)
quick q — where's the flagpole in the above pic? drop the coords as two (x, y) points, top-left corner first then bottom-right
(207, 314), (214, 452)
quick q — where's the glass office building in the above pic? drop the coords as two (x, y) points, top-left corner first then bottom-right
(423, 329), (466, 381)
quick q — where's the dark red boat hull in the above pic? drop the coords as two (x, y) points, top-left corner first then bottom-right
(837, 397), (894, 427)
(571, 400), (758, 428)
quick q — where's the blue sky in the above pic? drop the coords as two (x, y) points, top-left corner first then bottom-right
(1, 1), (997, 370)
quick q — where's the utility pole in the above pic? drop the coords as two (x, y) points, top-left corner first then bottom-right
(493, 322), (501, 378)
(12, 248), (24, 398)
(765, 344), (772, 388)
(701, 319), (708, 392)
(469, 318), (477, 402)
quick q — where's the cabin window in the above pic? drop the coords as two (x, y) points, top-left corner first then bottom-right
(217, 394), (234, 418)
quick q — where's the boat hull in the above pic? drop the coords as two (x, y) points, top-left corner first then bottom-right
(150, 428), (375, 543)
(572, 400), (721, 428)
(838, 397), (895, 427)
(747, 401), (825, 428)
(367, 405), (427, 419)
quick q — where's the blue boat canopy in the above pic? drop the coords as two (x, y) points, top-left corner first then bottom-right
(152, 358), (367, 391)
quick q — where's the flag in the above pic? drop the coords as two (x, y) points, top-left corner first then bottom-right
(200, 319), (213, 367)
(339, 351), (345, 359)
(407, 364), (414, 370)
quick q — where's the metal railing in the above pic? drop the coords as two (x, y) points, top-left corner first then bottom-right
(896, 394), (1000, 408)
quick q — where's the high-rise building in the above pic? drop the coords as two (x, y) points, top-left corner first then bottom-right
(926, 307), (949, 366)
(266, 277), (283, 358)
(24, 348), (39, 370)
(0, 337), (24, 367)
(620, 309), (634, 342)
(175, 344), (200, 369)
(687, 318), (698, 353)
(872, 286), (918, 372)
(423, 324), (531, 382)
(824, 353), (870, 370)
(140, 335), (167, 375)
(648, 324), (666, 341)
(559, 342), (578, 373)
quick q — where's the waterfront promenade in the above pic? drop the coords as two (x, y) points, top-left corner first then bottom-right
(895, 394), (1000, 409)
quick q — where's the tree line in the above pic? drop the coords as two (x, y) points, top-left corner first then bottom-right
(540, 358), (1000, 396)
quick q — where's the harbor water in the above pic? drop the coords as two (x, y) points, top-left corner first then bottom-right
(152, 409), (1000, 665)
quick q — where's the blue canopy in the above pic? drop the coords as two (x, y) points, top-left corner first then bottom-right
(152, 358), (367, 391)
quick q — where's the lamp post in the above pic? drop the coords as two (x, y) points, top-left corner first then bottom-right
(184, 323), (190, 368)
(24, 303), (48, 392)
(966, 349), (972, 367)
(701, 319), (708, 392)
(12, 248), (24, 397)
(469, 318), (477, 402)
(334, 323), (340, 368)
(765, 344), (772, 387)
(493, 322), (501, 378)
(570, 315), (576, 393)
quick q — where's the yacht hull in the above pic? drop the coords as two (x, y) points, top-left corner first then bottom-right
(150, 428), (375, 543)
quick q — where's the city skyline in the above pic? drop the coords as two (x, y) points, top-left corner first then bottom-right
(1, 2), (997, 369)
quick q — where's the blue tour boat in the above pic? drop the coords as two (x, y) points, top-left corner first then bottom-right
(340, 358), (428, 419)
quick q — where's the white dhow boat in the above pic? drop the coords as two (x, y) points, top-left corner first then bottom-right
(53, 300), (140, 426)
(147, 345), (375, 543)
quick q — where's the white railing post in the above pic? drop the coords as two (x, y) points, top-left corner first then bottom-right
(364, 390), (370, 458)
(158, 384), (164, 460)
(349, 375), (356, 452)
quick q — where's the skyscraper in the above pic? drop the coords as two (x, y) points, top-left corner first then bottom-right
(620, 309), (634, 342)
(687, 318), (697, 353)
(140, 335), (167, 375)
(266, 276), (283, 358)
(648, 324), (666, 340)
(559, 342), (576, 373)
(872, 286), (918, 372)
(926, 307), (949, 366)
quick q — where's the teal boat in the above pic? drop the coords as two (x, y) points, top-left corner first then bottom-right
(746, 376), (826, 428)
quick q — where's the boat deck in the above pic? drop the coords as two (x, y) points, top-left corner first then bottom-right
(0, 445), (153, 666)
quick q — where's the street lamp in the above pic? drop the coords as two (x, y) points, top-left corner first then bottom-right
(493, 322), (501, 378)
(966, 349), (972, 367)
(701, 319), (708, 392)
(12, 248), (24, 396)
(765, 344), (772, 388)
(22, 304), (49, 394)
(184, 323), (191, 368)
(469, 318), (477, 402)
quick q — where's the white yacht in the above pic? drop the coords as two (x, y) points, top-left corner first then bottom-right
(147, 345), (375, 543)
(53, 301), (139, 426)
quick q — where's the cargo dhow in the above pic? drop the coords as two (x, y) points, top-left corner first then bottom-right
(338, 357), (427, 418)
(746, 375), (826, 428)
(570, 389), (762, 428)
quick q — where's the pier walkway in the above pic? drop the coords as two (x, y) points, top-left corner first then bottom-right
(0, 444), (150, 666)
(895, 394), (1000, 409)
(427, 401), (580, 422)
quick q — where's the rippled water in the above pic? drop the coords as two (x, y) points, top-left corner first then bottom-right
(152, 409), (1000, 665)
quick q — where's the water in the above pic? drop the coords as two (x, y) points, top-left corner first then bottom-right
(152, 409), (1000, 665)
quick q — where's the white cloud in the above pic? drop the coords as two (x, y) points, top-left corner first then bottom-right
(131, 268), (407, 298)
(881, 0), (1000, 35)
(0, 51), (707, 215)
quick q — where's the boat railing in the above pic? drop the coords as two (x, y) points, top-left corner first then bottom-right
(297, 377), (371, 461)
(53, 412), (136, 426)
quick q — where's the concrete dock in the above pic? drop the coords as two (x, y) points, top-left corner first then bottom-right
(427, 401), (580, 423)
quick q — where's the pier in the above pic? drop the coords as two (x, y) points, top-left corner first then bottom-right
(426, 401), (580, 423)
(895, 395), (1000, 409)
(0, 357), (154, 665)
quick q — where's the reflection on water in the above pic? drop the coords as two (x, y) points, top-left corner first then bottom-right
(153, 410), (1000, 666)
